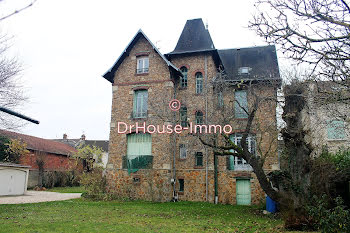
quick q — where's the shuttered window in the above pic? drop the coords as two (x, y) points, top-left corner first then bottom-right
(133, 90), (148, 118)
(180, 67), (188, 88)
(195, 111), (204, 125)
(327, 120), (346, 140)
(235, 90), (248, 118)
(195, 72), (203, 94)
(195, 152), (203, 166)
(180, 106), (188, 127)
(180, 144), (187, 159)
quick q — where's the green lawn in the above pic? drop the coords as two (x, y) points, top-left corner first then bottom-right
(46, 186), (85, 193)
(0, 199), (286, 232)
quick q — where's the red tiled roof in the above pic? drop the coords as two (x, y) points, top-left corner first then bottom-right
(0, 129), (77, 156)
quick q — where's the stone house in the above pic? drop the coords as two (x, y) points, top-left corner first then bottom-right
(0, 129), (79, 188)
(301, 81), (350, 155)
(103, 18), (280, 205)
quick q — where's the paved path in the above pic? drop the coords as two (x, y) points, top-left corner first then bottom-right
(0, 191), (82, 204)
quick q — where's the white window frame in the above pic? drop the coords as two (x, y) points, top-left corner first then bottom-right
(238, 67), (251, 75)
(179, 144), (187, 159)
(136, 56), (149, 74)
(195, 72), (203, 94)
(230, 134), (256, 171)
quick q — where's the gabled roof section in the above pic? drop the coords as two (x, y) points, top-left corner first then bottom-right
(168, 18), (215, 55)
(218, 45), (280, 81)
(103, 29), (180, 83)
(0, 129), (76, 156)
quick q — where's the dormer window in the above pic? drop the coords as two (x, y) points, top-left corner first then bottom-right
(238, 67), (251, 75)
(136, 56), (149, 74)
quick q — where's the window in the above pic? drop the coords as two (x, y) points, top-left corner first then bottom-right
(238, 67), (251, 75)
(195, 152), (203, 166)
(195, 111), (204, 125)
(126, 133), (153, 172)
(235, 90), (248, 118)
(133, 90), (148, 118)
(195, 72), (203, 94)
(136, 56), (149, 74)
(228, 134), (256, 171)
(218, 91), (224, 107)
(179, 106), (188, 127)
(180, 67), (188, 88)
(178, 178), (184, 192)
(179, 144), (187, 159)
(327, 120), (346, 140)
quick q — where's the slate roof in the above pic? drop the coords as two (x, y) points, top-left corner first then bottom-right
(82, 140), (109, 152)
(168, 18), (215, 55)
(54, 138), (109, 152)
(103, 29), (181, 83)
(0, 129), (76, 156)
(218, 45), (280, 81)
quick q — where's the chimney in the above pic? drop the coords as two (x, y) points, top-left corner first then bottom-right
(81, 134), (86, 141)
(63, 133), (67, 140)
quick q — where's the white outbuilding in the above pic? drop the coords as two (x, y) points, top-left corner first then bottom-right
(0, 163), (30, 196)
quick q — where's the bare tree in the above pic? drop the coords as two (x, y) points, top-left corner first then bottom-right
(0, 33), (27, 129)
(249, 0), (350, 94)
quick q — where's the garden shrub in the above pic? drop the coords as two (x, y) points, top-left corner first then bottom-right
(308, 195), (350, 233)
(43, 170), (81, 188)
(80, 167), (107, 199)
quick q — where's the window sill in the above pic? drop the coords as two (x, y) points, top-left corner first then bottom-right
(135, 72), (149, 76)
(327, 138), (347, 141)
(235, 117), (248, 120)
(131, 117), (148, 122)
(195, 93), (204, 96)
(194, 166), (204, 169)
(178, 191), (184, 195)
(178, 158), (187, 161)
(178, 87), (188, 90)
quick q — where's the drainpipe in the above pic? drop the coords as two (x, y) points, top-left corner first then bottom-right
(214, 153), (218, 204)
(172, 72), (177, 201)
(204, 55), (209, 202)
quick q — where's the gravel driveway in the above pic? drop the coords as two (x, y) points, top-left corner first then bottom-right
(0, 191), (81, 204)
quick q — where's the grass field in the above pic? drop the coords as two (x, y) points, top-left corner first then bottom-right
(46, 186), (85, 193)
(0, 198), (286, 233)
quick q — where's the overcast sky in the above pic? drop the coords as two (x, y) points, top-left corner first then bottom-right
(0, 0), (270, 140)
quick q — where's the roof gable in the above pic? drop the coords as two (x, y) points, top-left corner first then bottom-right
(168, 18), (215, 55)
(103, 29), (180, 83)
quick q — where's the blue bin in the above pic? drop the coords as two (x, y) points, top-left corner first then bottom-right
(266, 196), (277, 213)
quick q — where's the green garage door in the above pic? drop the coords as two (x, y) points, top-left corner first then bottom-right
(236, 179), (251, 205)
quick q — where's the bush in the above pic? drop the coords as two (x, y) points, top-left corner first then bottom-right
(308, 195), (350, 233)
(43, 170), (81, 188)
(80, 167), (107, 199)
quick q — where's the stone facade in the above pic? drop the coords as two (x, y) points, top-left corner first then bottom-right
(104, 20), (279, 205)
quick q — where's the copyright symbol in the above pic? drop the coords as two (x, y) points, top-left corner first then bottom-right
(169, 99), (181, 111)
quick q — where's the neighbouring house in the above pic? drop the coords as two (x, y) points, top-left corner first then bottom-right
(0, 129), (79, 188)
(102, 18), (280, 205)
(301, 81), (350, 154)
(54, 134), (109, 168)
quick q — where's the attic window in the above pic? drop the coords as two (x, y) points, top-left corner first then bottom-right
(136, 56), (149, 74)
(238, 67), (251, 75)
